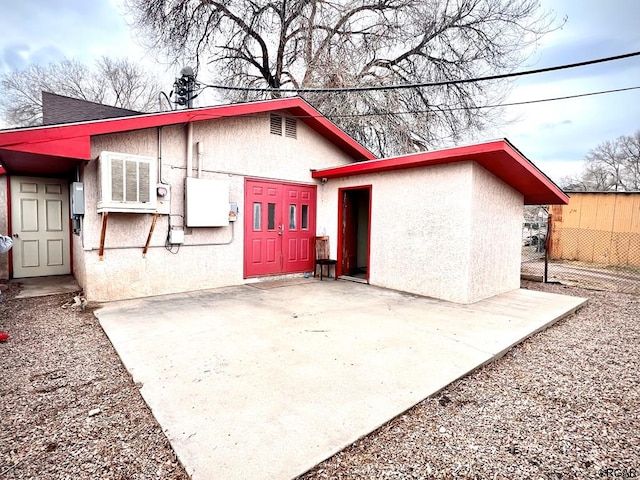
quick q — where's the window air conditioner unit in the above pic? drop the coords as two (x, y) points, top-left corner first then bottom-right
(97, 151), (157, 213)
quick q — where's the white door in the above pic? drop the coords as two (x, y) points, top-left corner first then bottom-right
(10, 177), (71, 278)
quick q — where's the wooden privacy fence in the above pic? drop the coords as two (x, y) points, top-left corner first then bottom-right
(521, 194), (640, 294)
(548, 192), (640, 267)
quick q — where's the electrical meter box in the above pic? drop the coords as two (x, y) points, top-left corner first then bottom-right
(156, 183), (171, 215)
(71, 182), (85, 215)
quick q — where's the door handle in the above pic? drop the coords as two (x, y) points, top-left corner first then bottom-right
(12, 233), (18, 238)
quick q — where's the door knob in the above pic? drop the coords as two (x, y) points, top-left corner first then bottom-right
(12, 233), (18, 238)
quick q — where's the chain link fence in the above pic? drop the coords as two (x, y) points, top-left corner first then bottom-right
(521, 206), (640, 295)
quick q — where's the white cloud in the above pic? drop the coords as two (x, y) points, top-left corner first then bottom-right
(0, 0), (147, 72)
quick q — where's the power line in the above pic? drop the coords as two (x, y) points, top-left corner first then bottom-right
(199, 51), (640, 94)
(177, 84), (640, 125)
(4, 83), (638, 151)
(332, 85), (640, 117)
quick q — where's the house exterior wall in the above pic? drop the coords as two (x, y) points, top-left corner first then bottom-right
(549, 192), (640, 266)
(76, 113), (355, 301)
(467, 163), (523, 303)
(0, 175), (7, 279)
(317, 162), (523, 304)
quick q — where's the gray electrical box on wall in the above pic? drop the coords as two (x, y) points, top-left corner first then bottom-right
(71, 182), (85, 215)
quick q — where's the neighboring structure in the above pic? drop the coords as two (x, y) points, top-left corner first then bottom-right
(549, 191), (640, 267)
(0, 97), (568, 303)
(42, 92), (141, 125)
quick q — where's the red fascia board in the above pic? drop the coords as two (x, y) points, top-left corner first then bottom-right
(500, 143), (569, 204)
(1, 135), (90, 159)
(312, 141), (507, 178)
(0, 97), (375, 161)
(312, 140), (569, 205)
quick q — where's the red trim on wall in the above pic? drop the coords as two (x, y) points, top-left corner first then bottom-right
(336, 189), (344, 278)
(313, 139), (568, 205)
(366, 186), (372, 282)
(336, 185), (372, 280)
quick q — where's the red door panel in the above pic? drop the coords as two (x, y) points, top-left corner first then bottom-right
(244, 179), (316, 278)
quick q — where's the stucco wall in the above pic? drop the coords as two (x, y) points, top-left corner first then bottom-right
(318, 163), (475, 303)
(0, 175), (8, 279)
(317, 161), (523, 304)
(467, 163), (523, 303)
(78, 113), (355, 301)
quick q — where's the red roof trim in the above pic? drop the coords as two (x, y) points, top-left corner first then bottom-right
(312, 139), (569, 205)
(0, 97), (375, 162)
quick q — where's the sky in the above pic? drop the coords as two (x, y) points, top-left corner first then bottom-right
(1, 0), (639, 184)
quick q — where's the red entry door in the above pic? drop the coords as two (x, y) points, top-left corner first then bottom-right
(244, 179), (316, 277)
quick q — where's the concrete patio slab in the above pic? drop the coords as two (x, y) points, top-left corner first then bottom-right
(95, 281), (586, 480)
(13, 275), (80, 298)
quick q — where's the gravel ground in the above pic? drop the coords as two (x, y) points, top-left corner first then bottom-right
(1, 280), (638, 479)
(0, 282), (189, 480)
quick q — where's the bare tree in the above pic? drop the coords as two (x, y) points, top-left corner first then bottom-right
(0, 57), (162, 127)
(562, 130), (640, 192)
(619, 131), (640, 190)
(585, 140), (626, 191)
(127, 0), (558, 155)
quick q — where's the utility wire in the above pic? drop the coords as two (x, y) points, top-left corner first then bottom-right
(199, 51), (640, 93)
(3, 84), (638, 149)
(180, 84), (640, 123)
(322, 85), (640, 117)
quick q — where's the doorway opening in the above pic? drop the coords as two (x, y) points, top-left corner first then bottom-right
(338, 186), (371, 283)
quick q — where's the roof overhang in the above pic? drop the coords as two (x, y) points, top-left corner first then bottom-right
(312, 139), (568, 205)
(0, 97), (375, 176)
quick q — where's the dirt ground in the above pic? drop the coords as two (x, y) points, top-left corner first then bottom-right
(521, 258), (640, 294)
(0, 282), (188, 479)
(1, 280), (638, 479)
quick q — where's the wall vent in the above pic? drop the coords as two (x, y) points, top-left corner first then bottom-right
(97, 151), (157, 213)
(270, 114), (282, 135)
(285, 117), (297, 138)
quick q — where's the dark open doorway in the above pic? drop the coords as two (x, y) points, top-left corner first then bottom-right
(337, 186), (371, 283)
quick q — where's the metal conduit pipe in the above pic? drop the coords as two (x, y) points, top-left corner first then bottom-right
(186, 122), (193, 178)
